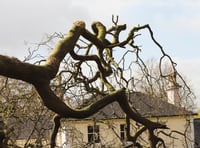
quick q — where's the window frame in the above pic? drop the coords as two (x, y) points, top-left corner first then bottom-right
(194, 118), (200, 148)
(120, 124), (126, 141)
(87, 125), (100, 143)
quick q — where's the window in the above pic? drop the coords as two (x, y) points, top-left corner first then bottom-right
(87, 125), (100, 143)
(194, 118), (200, 148)
(120, 124), (126, 141)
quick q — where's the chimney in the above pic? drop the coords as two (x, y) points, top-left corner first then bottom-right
(166, 72), (181, 106)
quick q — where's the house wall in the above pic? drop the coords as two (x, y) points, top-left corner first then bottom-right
(57, 119), (126, 148)
(14, 138), (49, 148)
(58, 116), (194, 148)
(153, 117), (193, 148)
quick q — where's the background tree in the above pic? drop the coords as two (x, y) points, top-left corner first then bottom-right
(134, 58), (195, 110)
(0, 17), (195, 147)
(0, 77), (54, 147)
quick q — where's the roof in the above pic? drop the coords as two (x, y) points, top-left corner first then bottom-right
(81, 91), (195, 120)
(6, 116), (53, 140)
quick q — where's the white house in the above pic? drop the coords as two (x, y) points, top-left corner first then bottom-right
(56, 94), (198, 147)
(55, 73), (199, 148)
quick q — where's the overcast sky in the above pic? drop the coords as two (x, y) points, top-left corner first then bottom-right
(1, 0), (200, 108)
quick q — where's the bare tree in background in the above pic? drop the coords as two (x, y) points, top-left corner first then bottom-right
(0, 77), (54, 147)
(134, 59), (195, 110)
(0, 17), (195, 147)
